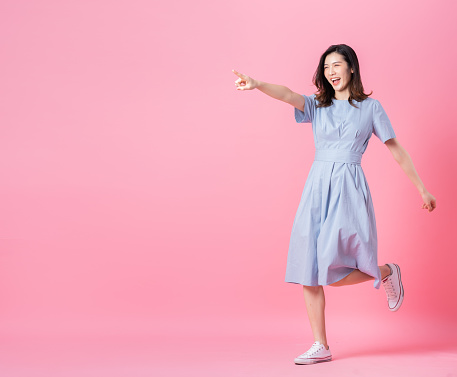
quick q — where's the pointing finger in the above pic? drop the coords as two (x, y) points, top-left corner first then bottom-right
(232, 69), (246, 79)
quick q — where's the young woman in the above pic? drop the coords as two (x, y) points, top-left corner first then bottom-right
(232, 44), (436, 365)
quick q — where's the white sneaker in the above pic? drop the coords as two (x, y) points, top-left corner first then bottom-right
(381, 263), (404, 311)
(294, 341), (332, 365)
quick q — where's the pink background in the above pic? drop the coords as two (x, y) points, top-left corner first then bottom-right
(1, 0), (456, 376)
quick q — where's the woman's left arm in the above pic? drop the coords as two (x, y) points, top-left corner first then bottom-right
(385, 138), (437, 213)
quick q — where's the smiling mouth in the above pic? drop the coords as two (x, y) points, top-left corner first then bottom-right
(331, 78), (341, 86)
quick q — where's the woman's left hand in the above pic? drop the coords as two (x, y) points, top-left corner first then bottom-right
(421, 190), (436, 212)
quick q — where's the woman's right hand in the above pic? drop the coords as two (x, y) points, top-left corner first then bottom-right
(232, 69), (258, 90)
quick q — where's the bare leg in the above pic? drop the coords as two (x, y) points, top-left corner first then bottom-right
(329, 264), (391, 287)
(302, 285), (329, 350)
(301, 265), (391, 350)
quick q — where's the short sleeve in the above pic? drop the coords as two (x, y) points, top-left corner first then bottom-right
(372, 99), (396, 143)
(294, 94), (315, 123)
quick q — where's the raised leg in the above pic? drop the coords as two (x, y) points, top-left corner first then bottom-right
(302, 285), (329, 350)
(329, 264), (391, 287)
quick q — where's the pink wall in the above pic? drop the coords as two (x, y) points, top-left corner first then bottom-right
(0, 0), (456, 359)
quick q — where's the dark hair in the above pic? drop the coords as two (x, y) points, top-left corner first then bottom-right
(313, 44), (372, 108)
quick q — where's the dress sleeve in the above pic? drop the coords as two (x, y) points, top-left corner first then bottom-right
(294, 94), (315, 123)
(372, 99), (396, 143)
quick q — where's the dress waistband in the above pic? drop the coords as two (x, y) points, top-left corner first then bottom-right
(314, 149), (362, 165)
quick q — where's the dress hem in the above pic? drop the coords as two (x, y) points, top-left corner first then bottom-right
(285, 268), (381, 289)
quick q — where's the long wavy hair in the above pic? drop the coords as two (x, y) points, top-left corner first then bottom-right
(313, 44), (372, 108)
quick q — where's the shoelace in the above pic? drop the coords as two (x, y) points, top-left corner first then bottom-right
(300, 342), (323, 357)
(383, 279), (397, 300)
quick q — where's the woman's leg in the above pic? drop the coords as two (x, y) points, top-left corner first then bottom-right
(302, 285), (329, 349)
(301, 266), (391, 350)
(329, 264), (391, 287)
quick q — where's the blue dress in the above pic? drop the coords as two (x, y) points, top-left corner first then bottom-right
(285, 94), (396, 289)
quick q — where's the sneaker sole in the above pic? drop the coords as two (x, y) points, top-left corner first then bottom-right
(294, 356), (332, 365)
(389, 263), (404, 312)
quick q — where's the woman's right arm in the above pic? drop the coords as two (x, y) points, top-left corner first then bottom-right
(232, 69), (305, 112)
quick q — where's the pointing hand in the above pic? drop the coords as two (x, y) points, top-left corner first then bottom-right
(232, 69), (257, 91)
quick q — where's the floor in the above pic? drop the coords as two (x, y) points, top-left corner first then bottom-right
(0, 316), (456, 377)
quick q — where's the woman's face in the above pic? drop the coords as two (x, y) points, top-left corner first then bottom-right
(324, 52), (354, 97)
